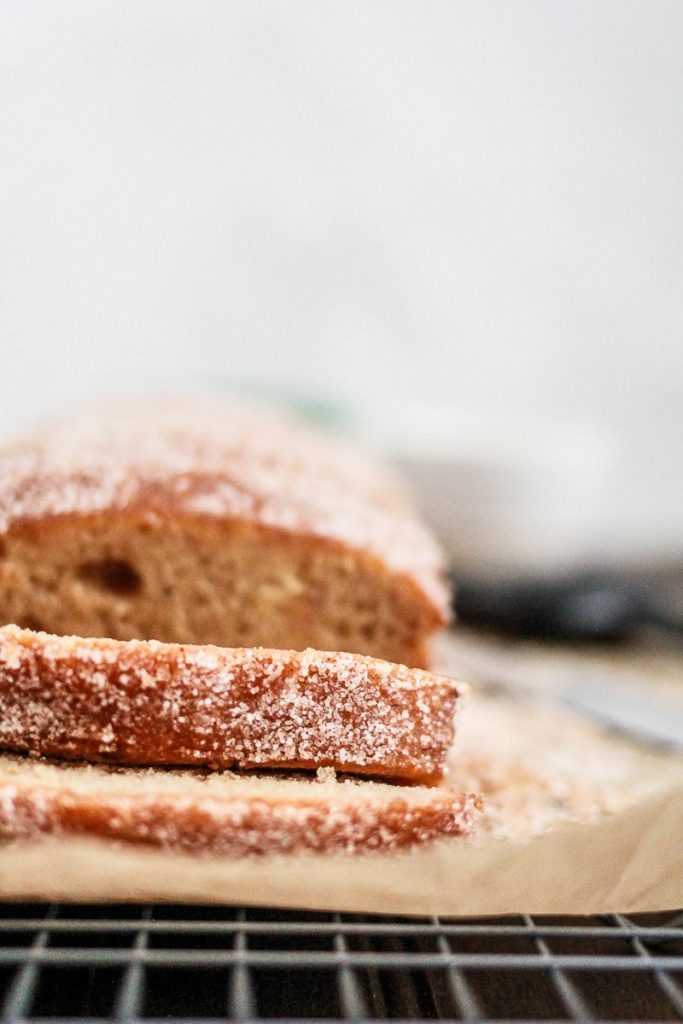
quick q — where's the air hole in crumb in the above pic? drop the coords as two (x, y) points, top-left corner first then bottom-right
(77, 559), (142, 596)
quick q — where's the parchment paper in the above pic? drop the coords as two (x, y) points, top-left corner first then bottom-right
(0, 689), (680, 914)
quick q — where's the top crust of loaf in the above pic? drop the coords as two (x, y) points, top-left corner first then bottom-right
(0, 399), (449, 621)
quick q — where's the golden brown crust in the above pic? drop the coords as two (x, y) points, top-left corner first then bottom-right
(0, 626), (464, 783)
(0, 754), (480, 855)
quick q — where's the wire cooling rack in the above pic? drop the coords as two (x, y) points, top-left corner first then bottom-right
(0, 904), (680, 1022)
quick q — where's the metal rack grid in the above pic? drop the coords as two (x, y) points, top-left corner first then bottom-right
(0, 904), (680, 1022)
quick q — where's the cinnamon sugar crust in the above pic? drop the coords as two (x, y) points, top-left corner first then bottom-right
(0, 626), (464, 783)
(0, 400), (448, 667)
(0, 754), (480, 855)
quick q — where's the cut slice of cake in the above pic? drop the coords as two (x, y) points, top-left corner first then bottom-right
(0, 626), (465, 783)
(0, 753), (480, 856)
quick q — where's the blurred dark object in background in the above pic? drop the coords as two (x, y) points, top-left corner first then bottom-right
(454, 572), (683, 643)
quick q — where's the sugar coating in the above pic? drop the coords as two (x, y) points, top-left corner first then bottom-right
(0, 398), (449, 617)
(0, 626), (465, 782)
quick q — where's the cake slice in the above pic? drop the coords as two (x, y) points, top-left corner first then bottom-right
(0, 398), (449, 668)
(0, 753), (480, 856)
(0, 626), (465, 783)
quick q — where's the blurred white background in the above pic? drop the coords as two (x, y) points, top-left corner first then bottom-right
(1, 1), (681, 571)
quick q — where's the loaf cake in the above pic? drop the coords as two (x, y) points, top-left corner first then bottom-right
(0, 399), (449, 667)
(0, 753), (480, 855)
(0, 625), (464, 783)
